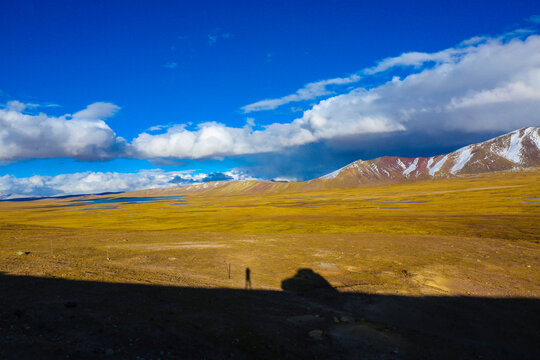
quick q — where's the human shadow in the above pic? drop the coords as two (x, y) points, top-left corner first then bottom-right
(0, 270), (539, 359)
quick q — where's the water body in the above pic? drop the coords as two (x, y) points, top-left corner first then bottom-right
(0, 192), (123, 202)
(68, 196), (187, 206)
(364, 198), (432, 204)
(393, 201), (433, 204)
(74, 206), (119, 211)
(504, 197), (540, 203)
(371, 200), (432, 204)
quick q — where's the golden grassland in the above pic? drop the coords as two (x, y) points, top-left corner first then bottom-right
(1, 170), (539, 297)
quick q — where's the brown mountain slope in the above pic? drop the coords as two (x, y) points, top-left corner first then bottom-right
(317, 126), (540, 183)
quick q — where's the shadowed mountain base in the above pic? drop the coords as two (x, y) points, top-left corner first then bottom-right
(0, 271), (539, 359)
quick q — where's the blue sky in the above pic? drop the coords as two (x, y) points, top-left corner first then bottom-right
(1, 1), (540, 197)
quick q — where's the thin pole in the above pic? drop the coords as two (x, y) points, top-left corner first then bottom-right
(228, 263), (231, 279)
(106, 247), (110, 261)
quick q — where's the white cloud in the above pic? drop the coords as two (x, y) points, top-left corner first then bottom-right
(0, 102), (124, 161)
(6, 100), (27, 112)
(3, 100), (62, 112)
(72, 102), (120, 120)
(363, 48), (464, 75)
(271, 176), (297, 182)
(147, 124), (172, 132)
(242, 74), (361, 112)
(0, 169), (252, 198)
(130, 115), (400, 160)
(320, 36), (540, 134)
(361, 31), (533, 75)
(447, 78), (540, 109)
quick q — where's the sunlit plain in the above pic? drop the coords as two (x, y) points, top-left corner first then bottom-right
(1, 169), (538, 298)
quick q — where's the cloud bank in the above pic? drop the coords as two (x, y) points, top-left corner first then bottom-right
(0, 101), (124, 161)
(0, 170), (251, 199)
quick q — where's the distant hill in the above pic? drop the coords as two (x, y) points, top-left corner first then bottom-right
(132, 127), (540, 196)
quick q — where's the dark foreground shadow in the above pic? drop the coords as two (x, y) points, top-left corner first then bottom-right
(0, 271), (539, 360)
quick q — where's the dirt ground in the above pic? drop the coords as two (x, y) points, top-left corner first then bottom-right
(1, 226), (539, 359)
(0, 227), (539, 297)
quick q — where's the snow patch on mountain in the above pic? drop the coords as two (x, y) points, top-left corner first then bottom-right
(489, 127), (540, 165)
(403, 158), (419, 176)
(320, 161), (357, 179)
(429, 155), (448, 176)
(320, 168), (342, 180)
(451, 147), (474, 174)
(501, 130), (523, 163)
(530, 128), (540, 150)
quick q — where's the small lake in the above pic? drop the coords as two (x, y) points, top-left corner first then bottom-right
(68, 196), (187, 206)
(366, 199), (433, 204)
(74, 206), (119, 211)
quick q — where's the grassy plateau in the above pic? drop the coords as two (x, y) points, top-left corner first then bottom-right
(0, 170), (539, 359)
(1, 169), (538, 294)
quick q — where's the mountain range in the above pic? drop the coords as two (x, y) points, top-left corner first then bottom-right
(145, 126), (539, 196)
(3, 127), (539, 200)
(316, 126), (540, 185)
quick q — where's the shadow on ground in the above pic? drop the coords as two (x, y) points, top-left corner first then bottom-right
(0, 270), (539, 359)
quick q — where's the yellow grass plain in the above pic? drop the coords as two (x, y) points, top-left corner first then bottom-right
(1, 169), (539, 297)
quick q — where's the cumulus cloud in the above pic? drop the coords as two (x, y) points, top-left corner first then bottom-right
(351, 34), (540, 133)
(0, 169), (251, 198)
(242, 74), (361, 112)
(0, 102), (124, 161)
(130, 115), (401, 159)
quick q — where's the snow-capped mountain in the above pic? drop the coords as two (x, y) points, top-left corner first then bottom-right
(317, 127), (540, 185)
